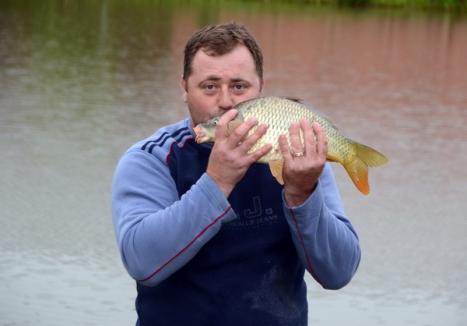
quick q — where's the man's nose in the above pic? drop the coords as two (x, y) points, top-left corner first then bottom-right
(218, 87), (234, 111)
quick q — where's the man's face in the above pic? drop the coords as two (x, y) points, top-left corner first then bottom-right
(181, 45), (263, 126)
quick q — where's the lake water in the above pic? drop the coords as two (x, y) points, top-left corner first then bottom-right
(1, 1), (466, 325)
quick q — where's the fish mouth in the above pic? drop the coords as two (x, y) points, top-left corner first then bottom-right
(193, 125), (209, 143)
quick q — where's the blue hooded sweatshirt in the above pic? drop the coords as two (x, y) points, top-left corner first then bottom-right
(112, 118), (361, 326)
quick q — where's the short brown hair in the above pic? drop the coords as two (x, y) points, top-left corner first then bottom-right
(182, 22), (263, 81)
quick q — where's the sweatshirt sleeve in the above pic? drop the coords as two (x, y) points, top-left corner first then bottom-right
(111, 149), (236, 287)
(282, 163), (361, 290)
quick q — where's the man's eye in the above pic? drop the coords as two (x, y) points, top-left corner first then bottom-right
(203, 84), (217, 91)
(231, 83), (248, 93)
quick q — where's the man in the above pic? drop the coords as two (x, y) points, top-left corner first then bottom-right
(112, 22), (360, 326)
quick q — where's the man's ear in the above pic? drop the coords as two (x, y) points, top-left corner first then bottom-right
(180, 77), (188, 103)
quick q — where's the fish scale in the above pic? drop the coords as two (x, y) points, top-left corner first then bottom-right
(238, 97), (348, 164)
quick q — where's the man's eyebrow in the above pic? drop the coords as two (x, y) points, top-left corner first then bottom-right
(198, 76), (249, 84)
(231, 78), (248, 83)
(202, 76), (221, 81)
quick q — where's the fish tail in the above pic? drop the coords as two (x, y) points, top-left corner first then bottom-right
(343, 143), (388, 195)
(354, 143), (388, 167)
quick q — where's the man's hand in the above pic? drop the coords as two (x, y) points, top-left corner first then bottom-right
(278, 119), (328, 207)
(206, 109), (272, 197)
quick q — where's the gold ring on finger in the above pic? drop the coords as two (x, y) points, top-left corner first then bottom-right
(291, 151), (305, 158)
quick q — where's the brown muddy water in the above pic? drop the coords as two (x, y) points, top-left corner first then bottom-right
(1, 1), (466, 325)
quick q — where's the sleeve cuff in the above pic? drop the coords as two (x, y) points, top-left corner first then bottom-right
(282, 181), (324, 220)
(197, 173), (237, 223)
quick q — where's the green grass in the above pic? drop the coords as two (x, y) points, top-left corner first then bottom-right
(2, 0), (465, 14)
(265, 0), (466, 10)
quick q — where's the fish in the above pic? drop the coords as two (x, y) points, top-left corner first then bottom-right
(193, 96), (388, 195)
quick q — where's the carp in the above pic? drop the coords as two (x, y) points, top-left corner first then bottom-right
(193, 96), (388, 195)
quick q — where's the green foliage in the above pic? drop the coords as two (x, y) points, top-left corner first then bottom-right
(1, 0), (465, 11)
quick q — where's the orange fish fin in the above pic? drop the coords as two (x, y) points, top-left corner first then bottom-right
(326, 153), (340, 163)
(269, 160), (284, 185)
(354, 143), (388, 167)
(340, 141), (388, 195)
(343, 157), (370, 195)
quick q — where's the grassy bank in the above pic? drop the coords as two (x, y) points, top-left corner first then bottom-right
(2, 0), (465, 13)
(272, 0), (465, 10)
